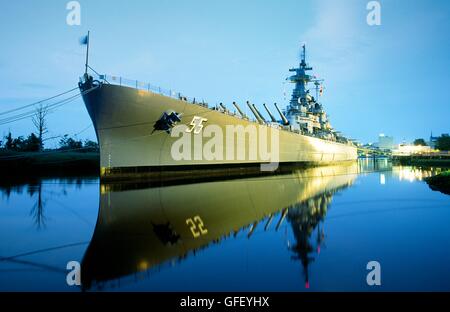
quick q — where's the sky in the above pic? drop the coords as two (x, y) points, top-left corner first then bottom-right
(0, 0), (449, 147)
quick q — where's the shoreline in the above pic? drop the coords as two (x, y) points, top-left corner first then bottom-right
(392, 154), (450, 167)
(0, 150), (100, 178)
(425, 170), (450, 195)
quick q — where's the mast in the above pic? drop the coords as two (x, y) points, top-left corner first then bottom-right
(288, 44), (313, 110)
(301, 44), (306, 67)
(85, 31), (90, 74)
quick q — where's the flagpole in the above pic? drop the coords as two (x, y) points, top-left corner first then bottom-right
(85, 31), (90, 74)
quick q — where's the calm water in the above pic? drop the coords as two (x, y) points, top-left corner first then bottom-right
(1, 160), (450, 292)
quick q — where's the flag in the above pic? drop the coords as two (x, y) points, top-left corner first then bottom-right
(79, 34), (89, 45)
(319, 85), (324, 96)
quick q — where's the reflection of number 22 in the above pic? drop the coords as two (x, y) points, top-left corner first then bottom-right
(186, 216), (208, 238)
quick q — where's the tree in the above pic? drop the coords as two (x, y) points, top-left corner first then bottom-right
(436, 135), (450, 151)
(32, 104), (49, 152)
(59, 135), (83, 150)
(2, 133), (41, 152)
(413, 138), (427, 146)
(22, 133), (41, 152)
(4, 132), (13, 150)
(11, 136), (25, 151)
(83, 139), (99, 152)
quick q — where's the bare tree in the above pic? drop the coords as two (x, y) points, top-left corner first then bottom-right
(32, 104), (49, 152)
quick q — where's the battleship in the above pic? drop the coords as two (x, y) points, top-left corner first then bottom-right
(79, 38), (357, 181)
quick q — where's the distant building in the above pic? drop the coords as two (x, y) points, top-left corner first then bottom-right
(392, 145), (432, 156)
(377, 134), (395, 151)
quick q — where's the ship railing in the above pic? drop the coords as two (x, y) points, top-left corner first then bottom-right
(98, 74), (209, 107)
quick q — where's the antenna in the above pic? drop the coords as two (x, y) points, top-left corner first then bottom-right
(301, 43), (307, 65)
(302, 44), (306, 63)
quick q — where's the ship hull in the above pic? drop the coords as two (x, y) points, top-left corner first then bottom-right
(81, 83), (357, 181)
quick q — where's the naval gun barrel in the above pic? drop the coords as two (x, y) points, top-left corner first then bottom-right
(232, 102), (248, 119)
(219, 102), (228, 112)
(246, 101), (264, 123)
(274, 103), (289, 125)
(252, 104), (266, 122)
(263, 103), (277, 123)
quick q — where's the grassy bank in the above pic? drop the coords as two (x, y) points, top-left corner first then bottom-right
(0, 150), (99, 178)
(425, 170), (450, 195)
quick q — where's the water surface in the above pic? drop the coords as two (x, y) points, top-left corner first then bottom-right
(1, 160), (449, 291)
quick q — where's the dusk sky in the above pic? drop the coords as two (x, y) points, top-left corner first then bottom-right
(0, 0), (449, 147)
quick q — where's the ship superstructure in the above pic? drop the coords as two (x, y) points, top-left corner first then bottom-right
(285, 45), (338, 142)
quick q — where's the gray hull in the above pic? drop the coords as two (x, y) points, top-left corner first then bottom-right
(81, 83), (357, 180)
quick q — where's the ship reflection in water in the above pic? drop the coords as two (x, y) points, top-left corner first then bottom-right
(81, 163), (358, 290)
(1, 160), (450, 291)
